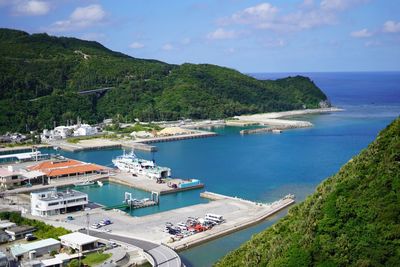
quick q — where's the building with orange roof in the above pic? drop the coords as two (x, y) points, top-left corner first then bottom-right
(28, 159), (105, 180)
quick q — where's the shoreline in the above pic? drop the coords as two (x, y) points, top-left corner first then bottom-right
(232, 107), (343, 132)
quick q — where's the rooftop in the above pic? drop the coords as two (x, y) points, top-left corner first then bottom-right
(0, 220), (16, 229)
(41, 258), (63, 266)
(11, 238), (60, 257)
(0, 151), (41, 161)
(59, 232), (98, 246)
(28, 159), (104, 177)
(32, 189), (87, 202)
(5, 225), (35, 235)
(0, 168), (19, 177)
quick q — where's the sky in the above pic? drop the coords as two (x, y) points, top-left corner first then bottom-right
(0, 0), (399, 73)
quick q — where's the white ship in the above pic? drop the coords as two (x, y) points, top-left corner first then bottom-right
(112, 151), (171, 179)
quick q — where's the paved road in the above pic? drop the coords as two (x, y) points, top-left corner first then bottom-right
(82, 230), (182, 267)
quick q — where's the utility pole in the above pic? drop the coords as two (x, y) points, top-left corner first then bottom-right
(86, 212), (90, 235)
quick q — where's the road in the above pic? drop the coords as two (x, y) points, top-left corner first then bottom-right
(83, 230), (182, 267)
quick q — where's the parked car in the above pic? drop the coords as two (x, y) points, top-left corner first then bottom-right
(25, 233), (36, 241)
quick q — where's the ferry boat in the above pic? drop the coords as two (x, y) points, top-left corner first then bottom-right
(112, 150), (171, 179)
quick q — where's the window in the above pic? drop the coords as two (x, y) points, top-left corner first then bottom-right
(48, 202), (59, 206)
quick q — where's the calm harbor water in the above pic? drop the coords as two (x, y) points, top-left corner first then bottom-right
(43, 72), (399, 266)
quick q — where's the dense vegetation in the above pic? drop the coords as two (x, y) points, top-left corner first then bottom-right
(0, 211), (70, 239)
(216, 117), (400, 267)
(0, 28), (328, 133)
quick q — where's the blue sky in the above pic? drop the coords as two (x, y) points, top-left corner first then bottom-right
(0, 0), (399, 72)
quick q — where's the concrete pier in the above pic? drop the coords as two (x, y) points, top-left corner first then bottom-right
(36, 192), (295, 252)
(110, 172), (205, 195)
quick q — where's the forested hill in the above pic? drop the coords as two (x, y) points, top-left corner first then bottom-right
(0, 28), (328, 133)
(216, 117), (400, 267)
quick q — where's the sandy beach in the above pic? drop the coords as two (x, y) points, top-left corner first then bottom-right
(234, 107), (343, 127)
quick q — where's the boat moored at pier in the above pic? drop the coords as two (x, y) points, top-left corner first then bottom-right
(112, 150), (171, 179)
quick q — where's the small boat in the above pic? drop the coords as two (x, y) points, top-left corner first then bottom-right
(53, 146), (60, 150)
(97, 181), (104, 187)
(74, 180), (95, 187)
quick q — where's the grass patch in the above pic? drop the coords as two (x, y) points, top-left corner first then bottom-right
(82, 252), (112, 266)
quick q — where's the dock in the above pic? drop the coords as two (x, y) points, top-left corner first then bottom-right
(103, 201), (157, 211)
(43, 192), (295, 252)
(138, 131), (217, 144)
(0, 144), (52, 155)
(109, 173), (205, 195)
(240, 123), (312, 135)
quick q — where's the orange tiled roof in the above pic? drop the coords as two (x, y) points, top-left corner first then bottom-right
(28, 160), (104, 177)
(46, 164), (103, 177)
(28, 160), (82, 171)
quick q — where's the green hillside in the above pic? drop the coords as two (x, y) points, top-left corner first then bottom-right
(0, 28), (328, 133)
(216, 117), (400, 267)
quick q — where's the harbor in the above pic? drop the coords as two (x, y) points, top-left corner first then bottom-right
(27, 191), (295, 252)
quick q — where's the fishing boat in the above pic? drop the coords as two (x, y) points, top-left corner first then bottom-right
(112, 150), (171, 179)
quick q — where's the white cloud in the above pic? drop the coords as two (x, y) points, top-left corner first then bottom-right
(218, 3), (277, 26)
(320, 0), (366, 11)
(14, 0), (49, 16)
(207, 28), (238, 40)
(383, 20), (400, 33)
(218, 1), (367, 33)
(351, 28), (373, 38)
(49, 4), (106, 32)
(162, 43), (174, 51)
(130, 42), (145, 49)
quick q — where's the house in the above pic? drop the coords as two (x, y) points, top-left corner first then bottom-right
(73, 124), (97, 136)
(0, 167), (23, 189)
(5, 226), (35, 241)
(0, 220), (16, 231)
(59, 232), (99, 252)
(31, 189), (88, 217)
(10, 238), (60, 261)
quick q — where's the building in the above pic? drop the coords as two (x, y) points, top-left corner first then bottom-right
(73, 124), (98, 136)
(28, 159), (104, 181)
(0, 151), (49, 164)
(0, 167), (23, 189)
(0, 220), (16, 231)
(31, 189), (88, 217)
(59, 232), (99, 252)
(41, 122), (98, 141)
(5, 226), (35, 241)
(10, 238), (60, 261)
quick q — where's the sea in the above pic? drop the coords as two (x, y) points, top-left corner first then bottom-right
(42, 72), (400, 266)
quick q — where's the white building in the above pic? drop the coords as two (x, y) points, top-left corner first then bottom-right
(59, 232), (99, 252)
(73, 124), (97, 136)
(11, 238), (60, 261)
(31, 189), (88, 217)
(41, 123), (98, 141)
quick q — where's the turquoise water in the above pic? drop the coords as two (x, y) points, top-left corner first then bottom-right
(43, 72), (400, 266)
(65, 182), (208, 217)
